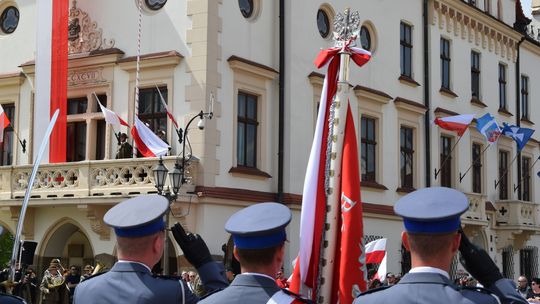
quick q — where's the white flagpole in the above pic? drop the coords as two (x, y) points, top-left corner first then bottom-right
(132, 0), (143, 158)
(318, 8), (359, 303)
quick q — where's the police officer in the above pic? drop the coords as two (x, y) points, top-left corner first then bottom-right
(354, 187), (527, 304)
(74, 194), (228, 304)
(198, 202), (311, 304)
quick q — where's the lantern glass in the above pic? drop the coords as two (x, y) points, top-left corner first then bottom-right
(152, 158), (168, 192)
(169, 163), (182, 194)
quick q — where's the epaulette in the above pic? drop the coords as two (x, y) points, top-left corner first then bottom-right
(80, 271), (107, 282)
(355, 285), (392, 297)
(198, 287), (225, 300)
(281, 288), (315, 304)
(152, 274), (182, 281)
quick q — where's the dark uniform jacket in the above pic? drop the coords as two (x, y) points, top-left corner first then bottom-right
(198, 273), (281, 304)
(73, 261), (227, 304)
(0, 293), (27, 304)
(354, 272), (528, 304)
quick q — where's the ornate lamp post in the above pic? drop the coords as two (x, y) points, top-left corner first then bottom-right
(152, 109), (212, 275)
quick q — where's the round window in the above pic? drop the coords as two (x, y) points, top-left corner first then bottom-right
(238, 0), (254, 18)
(144, 0), (167, 11)
(317, 9), (330, 38)
(360, 26), (371, 51)
(0, 6), (19, 34)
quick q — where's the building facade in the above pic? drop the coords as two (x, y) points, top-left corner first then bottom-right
(0, 0), (538, 282)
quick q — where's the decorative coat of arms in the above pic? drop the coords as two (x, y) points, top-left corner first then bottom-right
(68, 0), (115, 54)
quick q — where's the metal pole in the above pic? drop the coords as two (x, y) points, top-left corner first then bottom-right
(163, 208), (170, 275)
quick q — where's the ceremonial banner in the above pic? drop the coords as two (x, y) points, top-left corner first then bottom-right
(475, 113), (501, 144)
(434, 114), (474, 136)
(500, 123), (535, 151)
(131, 116), (169, 157)
(0, 104), (11, 143)
(35, 0), (69, 162)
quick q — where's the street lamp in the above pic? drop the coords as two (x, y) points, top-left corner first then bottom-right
(152, 109), (212, 275)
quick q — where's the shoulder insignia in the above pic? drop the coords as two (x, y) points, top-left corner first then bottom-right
(356, 285), (392, 297)
(199, 287), (224, 300)
(80, 271), (107, 282)
(281, 289), (315, 304)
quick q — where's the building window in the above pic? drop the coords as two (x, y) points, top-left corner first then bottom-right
(400, 126), (414, 189)
(361, 117), (377, 182)
(499, 63), (507, 110)
(472, 143), (482, 193)
(238, 0), (254, 18)
(499, 150), (509, 200)
(0, 104), (14, 166)
(317, 9), (330, 38)
(520, 247), (538, 281)
(144, 0), (167, 11)
(440, 136), (453, 187)
(521, 75), (529, 120)
(471, 51), (481, 99)
(502, 246), (514, 278)
(360, 26), (372, 51)
(484, 0), (491, 13)
(138, 87), (167, 136)
(67, 121), (87, 162)
(0, 6), (19, 34)
(440, 38), (451, 90)
(400, 22), (413, 78)
(237, 92), (258, 168)
(522, 156), (531, 201)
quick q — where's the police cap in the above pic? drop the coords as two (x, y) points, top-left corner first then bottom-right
(104, 194), (168, 237)
(394, 187), (468, 234)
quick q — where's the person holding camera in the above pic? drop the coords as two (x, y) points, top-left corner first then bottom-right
(354, 187), (527, 304)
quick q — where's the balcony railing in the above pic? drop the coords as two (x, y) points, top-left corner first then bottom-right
(462, 192), (488, 225)
(494, 199), (539, 227)
(0, 156), (197, 202)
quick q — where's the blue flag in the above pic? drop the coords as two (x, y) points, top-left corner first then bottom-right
(501, 123), (535, 151)
(476, 113), (501, 144)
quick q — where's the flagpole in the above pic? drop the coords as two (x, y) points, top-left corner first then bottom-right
(434, 133), (465, 180)
(494, 153), (519, 189)
(459, 144), (490, 183)
(132, 0), (143, 158)
(318, 8), (357, 303)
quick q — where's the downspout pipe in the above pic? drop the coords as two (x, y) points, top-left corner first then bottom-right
(423, 0), (431, 187)
(278, 0), (285, 203)
(515, 37), (525, 200)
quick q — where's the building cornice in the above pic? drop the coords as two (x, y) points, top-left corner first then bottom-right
(227, 56), (278, 80)
(118, 51), (183, 72)
(0, 72), (24, 87)
(394, 96), (428, 115)
(353, 85), (393, 105)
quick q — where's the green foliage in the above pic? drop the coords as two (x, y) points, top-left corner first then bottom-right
(0, 232), (14, 267)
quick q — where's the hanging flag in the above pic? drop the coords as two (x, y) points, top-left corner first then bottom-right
(476, 113), (501, 144)
(373, 253), (388, 282)
(131, 116), (169, 157)
(501, 123), (535, 151)
(290, 42), (370, 303)
(0, 104), (11, 143)
(434, 114), (475, 136)
(156, 86), (179, 129)
(35, 0), (69, 163)
(97, 101), (129, 129)
(365, 238), (387, 264)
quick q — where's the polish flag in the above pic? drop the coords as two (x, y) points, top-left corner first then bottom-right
(35, 0), (69, 163)
(131, 116), (169, 157)
(97, 101), (129, 129)
(156, 86), (179, 129)
(365, 238), (387, 264)
(434, 114), (475, 136)
(374, 253), (388, 281)
(0, 104), (11, 143)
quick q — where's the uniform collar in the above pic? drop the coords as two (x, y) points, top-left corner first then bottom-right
(409, 266), (449, 279)
(231, 273), (279, 288)
(115, 260), (152, 273)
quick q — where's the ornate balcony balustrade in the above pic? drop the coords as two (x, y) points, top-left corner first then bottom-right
(0, 157), (197, 202)
(462, 192), (489, 225)
(493, 199), (540, 250)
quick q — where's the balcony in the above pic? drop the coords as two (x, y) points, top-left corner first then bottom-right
(0, 156), (197, 203)
(462, 193), (489, 226)
(492, 199), (540, 250)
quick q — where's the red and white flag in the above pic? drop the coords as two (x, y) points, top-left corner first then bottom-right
(373, 253), (388, 281)
(434, 114), (475, 136)
(365, 238), (387, 264)
(35, 0), (69, 163)
(97, 101), (129, 129)
(0, 104), (11, 143)
(156, 86), (179, 129)
(290, 44), (370, 303)
(131, 116), (169, 157)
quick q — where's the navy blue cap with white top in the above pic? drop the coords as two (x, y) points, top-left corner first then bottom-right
(104, 194), (169, 237)
(225, 202), (292, 249)
(394, 187), (469, 234)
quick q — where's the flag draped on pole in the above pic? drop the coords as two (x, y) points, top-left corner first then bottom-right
(475, 113), (501, 144)
(35, 0), (69, 163)
(290, 44), (371, 303)
(98, 101), (129, 129)
(0, 104), (11, 143)
(156, 87), (179, 129)
(434, 114), (474, 136)
(365, 238), (388, 281)
(131, 116), (169, 157)
(500, 123), (535, 151)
